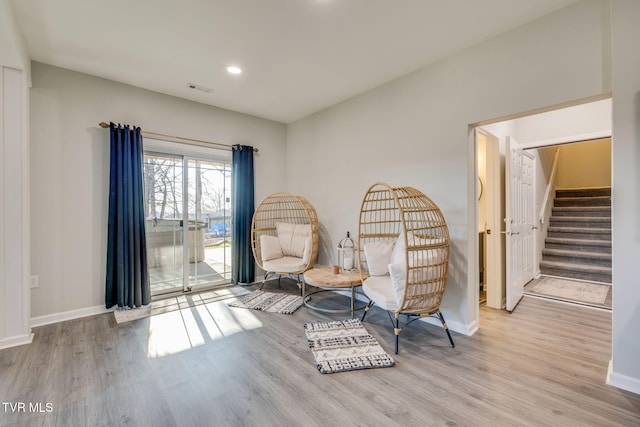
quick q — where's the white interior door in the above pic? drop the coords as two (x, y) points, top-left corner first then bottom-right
(478, 129), (503, 309)
(505, 137), (535, 311)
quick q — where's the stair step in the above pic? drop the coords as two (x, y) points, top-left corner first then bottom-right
(539, 267), (612, 284)
(541, 188), (613, 284)
(542, 248), (611, 267)
(556, 187), (611, 198)
(540, 260), (611, 273)
(542, 248), (612, 260)
(547, 226), (611, 240)
(545, 237), (611, 253)
(549, 216), (611, 228)
(540, 260), (612, 283)
(554, 196), (611, 207)
(552, 206), (611, 217)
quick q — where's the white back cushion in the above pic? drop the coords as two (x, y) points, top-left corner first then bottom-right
(391, 233), (405, 264)
(389, 248), (448, 305)
(276, 223), (311, 258)
(392, 232), (446, 266)
(363, 240), (395, 276)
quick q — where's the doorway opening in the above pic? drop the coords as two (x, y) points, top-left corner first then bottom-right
(472, 96), (612, 316)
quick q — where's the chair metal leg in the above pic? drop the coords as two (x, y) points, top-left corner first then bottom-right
(394, 314), (401, 354)
(437, 310), (455, 348)
(361, 301), (374, 321)
(259, 272), (268, 290)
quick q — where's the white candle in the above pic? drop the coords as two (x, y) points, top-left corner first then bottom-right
(343, 257), (354, 271)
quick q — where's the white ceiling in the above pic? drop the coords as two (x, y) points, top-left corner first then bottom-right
(10, 0), (579, 124)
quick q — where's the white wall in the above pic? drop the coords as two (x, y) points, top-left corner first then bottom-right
(531, 146), (557, 275)
(0, 0), (31, 349)
(514, 99), (611, 146)
(0, 0), (29, 72)
(557, 138), (611, 187)
(286, 0), (611, 334)
(29, 62), (286, 320)
(609, 0), (640, 395)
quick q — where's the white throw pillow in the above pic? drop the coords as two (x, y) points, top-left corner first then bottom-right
(260, 235), (283, 261)
(302, 236), (312, 266)
(388, 263), (406, 306)
(363, 240), (395, 276)
(276, 222), (311, 258)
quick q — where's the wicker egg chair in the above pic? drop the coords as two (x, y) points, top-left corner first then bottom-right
(358, 182), (454, 354)
(251, 192), (319, 292)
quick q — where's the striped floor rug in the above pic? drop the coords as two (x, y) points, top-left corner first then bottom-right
(227, 290), (306, 314)
(304, 319), (395, 374)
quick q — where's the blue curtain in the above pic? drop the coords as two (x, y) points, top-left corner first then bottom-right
(231, 145), (255, 284)
(105, 123), (150, 308)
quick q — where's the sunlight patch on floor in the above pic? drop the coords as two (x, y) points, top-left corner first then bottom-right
(146, 301), (262, 358)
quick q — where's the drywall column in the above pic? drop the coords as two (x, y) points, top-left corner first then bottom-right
(608, 0), (640, 395)
(0, 66), (32, 349)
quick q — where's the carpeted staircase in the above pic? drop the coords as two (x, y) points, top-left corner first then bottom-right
(540, 187), (611, 283)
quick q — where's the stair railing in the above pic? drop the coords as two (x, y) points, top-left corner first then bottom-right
(539, 148), (560, 226)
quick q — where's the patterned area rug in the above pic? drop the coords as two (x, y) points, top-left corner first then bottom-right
(304, 319), (395, 374)
(227, 290), (307, 314)
(526, 276), (609, 305)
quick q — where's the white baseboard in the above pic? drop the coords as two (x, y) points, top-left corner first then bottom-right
(422, 315), (477, 336)
(339, 290), (476, 336)
(0, 332), (34, 350)
(30, 305), (113, 328)
(607, 360), (640, 396)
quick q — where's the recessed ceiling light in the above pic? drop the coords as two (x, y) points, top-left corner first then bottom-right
(226, 66), (242, 75)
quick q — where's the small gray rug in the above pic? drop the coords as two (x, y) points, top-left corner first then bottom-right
(304, 319), (395, 374)
(526, 277), (609, 305)
(227, 290), (307, 314)
(114, 286), (250, 324)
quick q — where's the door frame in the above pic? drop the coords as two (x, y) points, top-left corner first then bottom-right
(143, 138), (233, 297)
(477, 128), (503, 309)
(467, 93), (611, 332)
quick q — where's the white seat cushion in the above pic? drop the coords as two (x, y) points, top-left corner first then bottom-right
(363, 240), (395, 276)
(263, 256), (307, 273)
(362, 276), (399, 311)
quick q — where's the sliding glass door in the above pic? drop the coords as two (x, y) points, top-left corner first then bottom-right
(186, 158), (232, 290)
(143, 150), (232, 296)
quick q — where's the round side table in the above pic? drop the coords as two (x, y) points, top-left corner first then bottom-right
(303, 266), (369, 318)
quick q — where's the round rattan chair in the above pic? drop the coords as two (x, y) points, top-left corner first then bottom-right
(251, 192), (319, 291)
(358, 182), (454, 353)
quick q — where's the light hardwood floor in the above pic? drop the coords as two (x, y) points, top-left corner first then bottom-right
(1, 281), (639, 426)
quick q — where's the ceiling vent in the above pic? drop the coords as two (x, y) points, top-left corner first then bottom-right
(186, 82), (214, 93)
